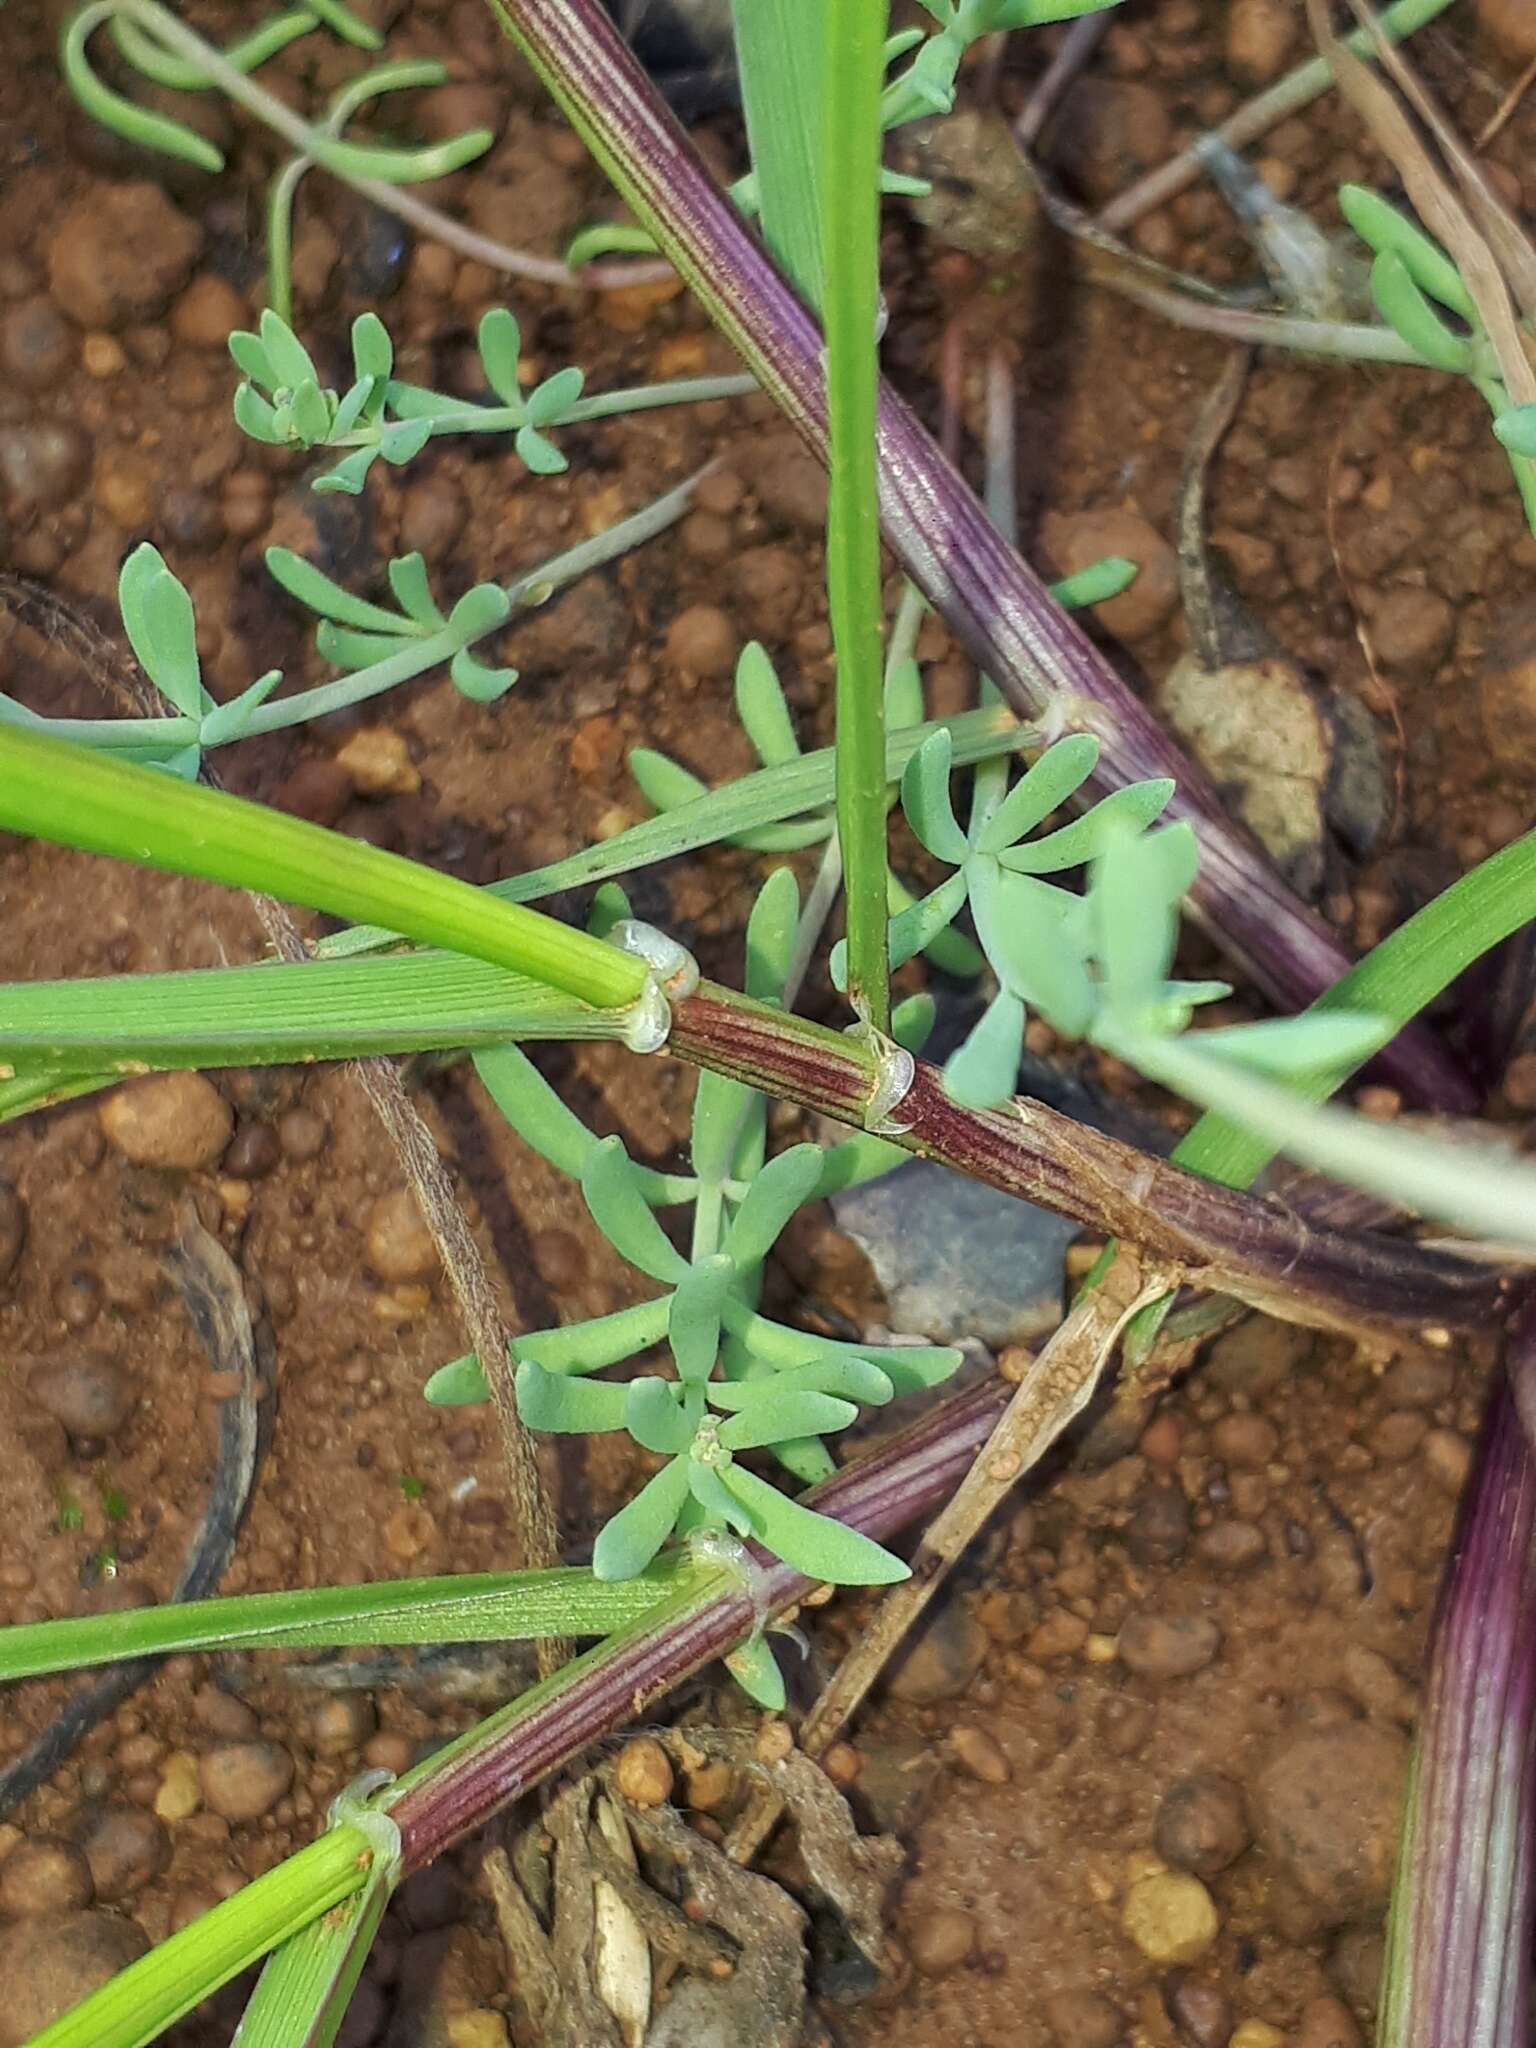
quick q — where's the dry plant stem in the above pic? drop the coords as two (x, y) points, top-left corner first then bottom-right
(1311, 0), (1536, 406)
(483, 0), (1468, 1113)
(1476, 52), (1536, 150)
(801, 1252), (1164, 1755)
(669, 982), (1509, 1335)
(1013, 12), (1111, 149)
(1343, 0), (1536, 321)
(1096, 0), (1457, 232)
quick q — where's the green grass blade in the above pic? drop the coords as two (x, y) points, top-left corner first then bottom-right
(0, 727), (646, 1010)
(0, 952), (637, 1075)
(732, 0), (825, 304)
(0, 1564), (694, 1682)
(824, 0), (890, 1030)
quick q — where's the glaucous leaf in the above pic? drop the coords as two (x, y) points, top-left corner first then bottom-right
(975, 733), (1099, 854)
(900, 729), (968, 864)
(515, 1358), (629, 1434)
(593, 1457), (692, 1580)
(719, 1464), (908, 1584)
(582, 1137), (691, 1283)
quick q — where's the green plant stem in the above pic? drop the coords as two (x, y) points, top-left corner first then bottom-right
(0, 728), (647, 1011)
(373, 371), (759, 442)
(732, 0), (824, 304)
(4, 468), (704, 754)
(823, 0), (889, 1030)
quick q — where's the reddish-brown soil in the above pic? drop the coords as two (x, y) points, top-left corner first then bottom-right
(2, 2), (1535, 2044)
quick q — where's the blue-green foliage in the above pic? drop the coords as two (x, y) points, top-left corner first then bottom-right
(426, 871), (962, 1594)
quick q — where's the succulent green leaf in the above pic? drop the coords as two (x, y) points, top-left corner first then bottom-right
(998, 779), (1176, 874)
(473, 1043), (597, 1179)
(232, 385), (284, 446)
(259, 309), (323, 395)
(380, 417), (435, 466)
(972, 863), (1094, 1038)
(744, 865), (800, 1003)
(451, 650), (519, 704)
(669, 1254), (734, 1382)
(718, 1391), (858, 1449)
(706, 1354), (894, 1409)
(724, 1634), (787, 1709)
(351, 311), (394, 382)
(423, 1352), (491, 1405)
(514, 424), (567, 476)
(593, 1457), (693, 1579)
(891, 990), (936, 1053)
(1338, 183), (1476, 320)
(1099, 820), (1198, 1021)
(314, 447), (382, 495)
(719, 1464), (908, 1584)
(691, 1068), (752, 1184)
(566, 222), (661, 265)
(515, 1357), (629, 1434)
(944, 986), (1026, 1109)
(1495, 406), (1536, 459)
(687, 1460), (753, 1535)
(446, 583), (512, 647)
(387, 553), (445, 627)
(228, 329), (272, 387)
(288, 380), (334, 446)
(735, 643), (800, 766)
(199, 669), (283, 749)
(476, 309), (523, 404)
(1190, 1012), (1388, 1075)
(526, 365), (586, 426)
(628, 748), (708, 812)
(624, 1377), (693, 1455)
(331, 378), (376, 439)
(118, 546), (205, 718)
(722, 1144), (824, 1271)
(875, 1344), (964, 1395)
(1368, 250), (1474, 374)
(515, 1297), (673, 1376)
(887, 871), (969, 973)
(976, 733), (1100, 854)
(314, 623), (422, 672)
(885, 654), (925, 733)
(900, 729), (968, 864)
(582, 1137), (691, 1284)
(1049, 557), (1138, 610)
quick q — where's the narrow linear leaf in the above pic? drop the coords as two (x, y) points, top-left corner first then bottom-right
(582, 1137), (691, 1284)
(592, 1458), (693, 1580)
(719, 1463), (909, 1584)
(976, 732), (1101, 854)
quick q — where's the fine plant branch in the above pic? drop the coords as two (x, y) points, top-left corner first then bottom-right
(801, 1250), (1164, 1754)
(480, 0), (1470, 1112)
(1094, 0), (1460, 232)
(62, 0), (675, 295)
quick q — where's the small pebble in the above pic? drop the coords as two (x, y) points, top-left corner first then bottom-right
(99, 1073), (232, 1171)
(153, 1752), (202, 1823)
(908, 1904), (976, 1976)
(447, 2014), (509, 2048)
(337, 728), (419, 797)
(1117, 1611), (1220, 1681)
(822, 1742), (862, 1788)
(1230, 2026), (1286, 2048)
(615, 1737), (674, 1808)
(0, 1838), (93, 1918)
(27, 1356), (135, 1439)
(170, 275), (245, 350)
(383, 1503), (437, 1562)
(277, 1107), (329, 1163)
(753, 438), (827, 530)
(0, 420), (93, 516)
(1251, 1722), (1409, 1923)
(77, 1807), (168, 1901)
(0, 1910), (149, 2046)
(198, 1740), (295, 1822)
(222, 1122), (280, 1179)
(191, 1684), (258, 1740)
(1475, 0), (1536, 62)
(1196, 1521), (1266, 1571)
(1027, 1610), (1090, 1663)
(46, 182), (202, 329)
(1153, 1772), (1251, 1878)
(1225, 0), (1294, 80)
(887, 1596), (989, 1703)
(1206, 1318), (1311, 1397)
(1121, 1871), (1219, 1965)
(663, 603), (739, 679)
(81, 333), (126, 378)
(1042, 1987), (1122, 2047)
(310, 1694), (377, 1758)
(365, 1189), (439, 1283)
(682, 1760), (735, 1811)
(1369, 587), (1454, 673)
(1164, 1973), (1233, 2048)
(0, 298), (75, 393)
(1422, 1428), (1472, 1497)
(1380, 1352), (1454, 1409)
(1041, 506), (1178, 639)
(1210, 1413), (1277, 1470)
(950, 1724), (1011, 1785)
(1297, 1993), (1364, 2048)
(1125, 1485), (1191, 1566)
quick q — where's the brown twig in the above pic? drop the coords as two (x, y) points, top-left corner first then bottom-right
(798, 1252), (1161, 1756)
(1475, 52), (1536, 150)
